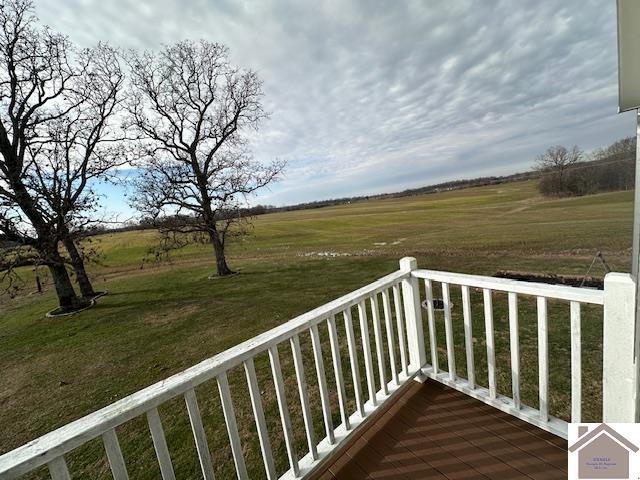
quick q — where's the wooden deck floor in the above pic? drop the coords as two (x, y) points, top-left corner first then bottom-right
(312, 380), (567, 479)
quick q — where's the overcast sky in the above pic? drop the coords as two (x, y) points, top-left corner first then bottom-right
(37, 0), (633, 209)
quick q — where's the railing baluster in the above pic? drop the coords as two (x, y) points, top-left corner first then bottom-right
(268, 345), (299, 476)
(102, 428), (129, 480)
(290, 335), (318, 460)
(382, 289), (399, 386)
(243, 358), (277, 480)
(217, 372), (248, 479)
(461, 285), (475, 389)
(392, 284), (409, 376)
(310, 324), (335, 444)
(424, 279), (438, 374)
(537, 297), (549, 422)
(570, 301), (582, 423)
(184, 389), (215, 480)
(442, 282), (456, 381)
(508, 292), (521, 410)
(344, 308), (365, 417)
(358, 301), (378, 406)
(483, 288), (496, 400)
(328, 315), (350, 429)
(370, 294), (388, 395)
(147, 408), (176, 480)
(48, 457), (71, 480)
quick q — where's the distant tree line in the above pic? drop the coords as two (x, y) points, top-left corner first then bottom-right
(124, 135), (634, 220)
(97, 170), (542, 235)
(535, 137), (635, 197)
(261, 171), (539, 213)
(187, 171), (537, 217)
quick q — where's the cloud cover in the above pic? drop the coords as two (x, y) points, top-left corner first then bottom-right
(37, 0), (632, 206)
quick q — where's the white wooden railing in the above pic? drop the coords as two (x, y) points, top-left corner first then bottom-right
(0, 257), (637, 479)
(411, 267), (635, 438)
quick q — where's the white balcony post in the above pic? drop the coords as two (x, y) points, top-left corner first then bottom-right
(603, 272), (638, 422)
(400, 257), (426, 376)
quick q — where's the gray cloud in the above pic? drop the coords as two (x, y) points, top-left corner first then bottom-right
(37, 0), (632, 206)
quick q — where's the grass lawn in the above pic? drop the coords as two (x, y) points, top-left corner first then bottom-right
(0, 179), (633, 478)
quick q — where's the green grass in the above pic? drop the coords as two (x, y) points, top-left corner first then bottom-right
(0, 179), (632, 479)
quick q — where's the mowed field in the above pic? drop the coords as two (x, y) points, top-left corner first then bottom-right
(0, 179), (634, 479)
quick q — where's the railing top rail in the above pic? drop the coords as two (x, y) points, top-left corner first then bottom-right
(0, 269), (408, 478)
(413, 269), (604, 305)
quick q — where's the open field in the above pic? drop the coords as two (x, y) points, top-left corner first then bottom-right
(0, 179), (634, 478)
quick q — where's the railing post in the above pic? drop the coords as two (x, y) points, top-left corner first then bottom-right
(603, 272), (637, 422)
(400, 257), (426, 377)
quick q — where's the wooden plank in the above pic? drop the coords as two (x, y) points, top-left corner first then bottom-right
(369, 294), (388, 395)
(414, 269), (604, 305)
(268, 345), (299, 476)
(392, 284), (409, 376)
(343, 308), (365, 417)
(290, 334), (319, 460)
(508, 292), (521, 410)
(461, 285), (475, 389)
(47, 457), (71, 480)
(280, 369), (420, 480)
(327, 315), (350, 430)
(570, 302), (581, 423)
(412, 382), (569, 475)
(310, 324), (335, 444)
(102, 429), (129, 480)
(483, 289), (496, 400)
(358, 301), (378, 406)
(396, 389), (529, 479)
(420, 369), (568, 439)
(423, 279), (439, 374)
(369, 388), (492, 480)
(537, 297), (549, 422)
(217, 372), (248, 479)
(0, 270), (409, 479)
(381, 289), (399, 386)
(184, 389), (215, 480)
(442, 282), (456, 381)
(243, 358), (277, 480)
(146, 408), (176, 480)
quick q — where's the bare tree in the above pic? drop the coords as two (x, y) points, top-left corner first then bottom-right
(25, 44), (126, 298)
(588, 136), (635, 192)
(0, 0), (125, 312)
(536, 145), (582, 196)
(127, 40), (283, 276)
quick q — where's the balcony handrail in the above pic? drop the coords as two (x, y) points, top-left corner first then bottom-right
(413, 269), (604, 305)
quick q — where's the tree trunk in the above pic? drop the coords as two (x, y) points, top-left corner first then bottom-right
(6, 171), (88, 311)
(209, 230), (234, 276)
(63, 237), (96, 298)
(44, 245), (87, 312)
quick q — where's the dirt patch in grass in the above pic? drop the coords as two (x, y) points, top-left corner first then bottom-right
(141, 303), (201, 326)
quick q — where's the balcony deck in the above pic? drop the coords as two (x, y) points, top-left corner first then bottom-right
(311, 380), (568, 480)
